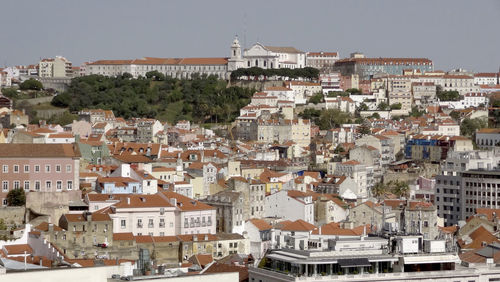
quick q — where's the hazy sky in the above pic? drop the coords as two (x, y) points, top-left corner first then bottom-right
(1, 0), (499, 72)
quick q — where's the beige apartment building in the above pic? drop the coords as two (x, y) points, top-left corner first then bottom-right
(257, 119), (311, 147)
(39, 56), (72, 77)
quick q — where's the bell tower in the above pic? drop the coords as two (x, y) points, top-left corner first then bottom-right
(228, 35), (245, 71)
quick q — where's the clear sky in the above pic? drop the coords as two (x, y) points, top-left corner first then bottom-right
(1, 0), (499, 72)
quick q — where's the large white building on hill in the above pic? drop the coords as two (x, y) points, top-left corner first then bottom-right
(85, 37), (312, 79)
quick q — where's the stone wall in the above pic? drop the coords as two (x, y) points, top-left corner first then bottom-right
(26, 191), (82, 223)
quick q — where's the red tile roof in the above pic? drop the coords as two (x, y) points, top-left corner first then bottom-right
(281, 219), (317, 232)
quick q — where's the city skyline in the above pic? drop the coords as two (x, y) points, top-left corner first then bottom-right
(1, 0), (499, 72)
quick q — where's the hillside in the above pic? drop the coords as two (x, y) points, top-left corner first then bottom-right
(51, 73), (255, 123)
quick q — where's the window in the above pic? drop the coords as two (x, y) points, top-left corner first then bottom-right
(159, 218), (165, 228)
(121, 220), (126, 228)
(45, 165), (51, 173)
(148, 219), (154, 228)
(2, 165), (7, 173)
(24, 165), (29, 173)
(35, 181), (41, 191)
(13, 181), (20, 189)
(24, 181), (30, 191)
(13, 165), (19, 173)
(2, 181), (8, 191)
(66, 165), (72, 173)
(56, 165), (61, 172)
(45, 181), (51, 190)
(56, 181), (62, 190)
(137, 219), (143, 228)
(67, 181), (73, 190)
(35, 165), (40, 173)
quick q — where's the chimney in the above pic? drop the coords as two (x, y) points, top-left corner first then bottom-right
(193, 235), (198, 242)
(127, 197), (130, 205)
(204, 235), (208, 241)
(48, 223), (54, 232)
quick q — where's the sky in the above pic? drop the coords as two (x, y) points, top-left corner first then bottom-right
(1, 0), (499, 72)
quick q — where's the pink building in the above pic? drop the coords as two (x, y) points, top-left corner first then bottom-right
(0, 144), (80, 206)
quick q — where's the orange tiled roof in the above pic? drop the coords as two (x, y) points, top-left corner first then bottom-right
(281, 219), (317, 232)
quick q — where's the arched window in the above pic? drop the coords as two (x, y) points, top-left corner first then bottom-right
(233, 50), (236, 56)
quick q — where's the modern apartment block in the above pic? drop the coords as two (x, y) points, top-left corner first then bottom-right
(435, 150), (500, 226)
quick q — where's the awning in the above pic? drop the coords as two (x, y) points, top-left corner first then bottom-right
(338, 258), (371, 268)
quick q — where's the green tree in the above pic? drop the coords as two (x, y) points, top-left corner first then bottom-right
(346, 88), (362, 95)
(357, 103), (369, 112)
(145, 71), (165, 81)
(51, 92), (72, 107)
(0, 219), (6, 230)
(318, 109), (352, 130)
(48, 111), (78, 126)
(390, 103), (402, 110)
(371, 113), (381, 119)
(1, 88), (18, 99)
(460, 118), (487, 137)
(437, 90), (461, 101)
(334, 145), (345, 154)
(308, 93), (323, 104)
(409, 106), (425, 118)
(377, 102), (389, 111)
(7, 189), (26, 206)
(372, 182), (388, 199)
(449, 111), (461, 121)
(20, 79), (43, 90)
(391, 181), (410, 198)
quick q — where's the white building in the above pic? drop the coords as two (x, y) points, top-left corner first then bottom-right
(284, 81), (322, 104)
(329, 160), (370, 199)
(85, 57), (229, 79)
(474, 72), (499, 85)
(319, 72), (342, 94)
(463, 92), (489, 107)
(324, 96), (356, 114)
(306, 52), (339, 70)
(243, 43), (306, 69)
(264, 190), (314, 224)
(160, 191), (216, 235)
(104, 194), (177, 237)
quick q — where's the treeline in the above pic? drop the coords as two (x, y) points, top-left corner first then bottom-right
(230, 67), (319, 81)
(52, 72), (255, 123)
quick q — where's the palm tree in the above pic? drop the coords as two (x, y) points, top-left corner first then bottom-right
(392, 181), (410, 199)
(372, 182), (387, 199)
